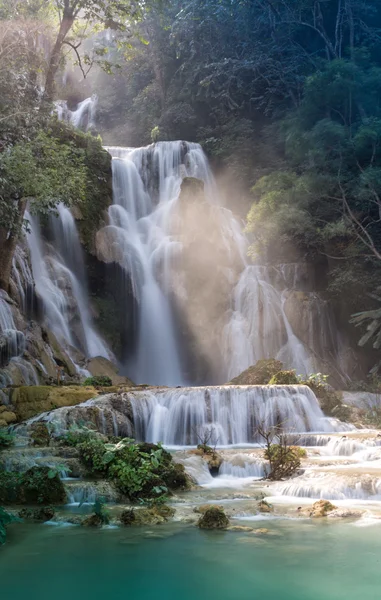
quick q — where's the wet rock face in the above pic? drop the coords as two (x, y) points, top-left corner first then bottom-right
(86, 356), (134, 386)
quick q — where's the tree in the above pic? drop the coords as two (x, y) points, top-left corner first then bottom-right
(43, 0), (153, 102)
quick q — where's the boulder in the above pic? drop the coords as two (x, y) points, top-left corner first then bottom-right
(197, 506), (230, 529)
(258, 500), (273, 513)
(120, 507), (169, 526)
(10, 385), (99, 421)
(0, 410), (17, 424)
(301, 499), (337, 518)
(194, 504), (224, 514)
(86, 356), (134, 386)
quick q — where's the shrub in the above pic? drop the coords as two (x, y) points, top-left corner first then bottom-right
(264, 444), (301, 480)
(269, 370), (298, 385)
(73, 431), (189, 502)
(0, 429), (14, 449)
(0, 506), (19, 545)
(299, 373), (351, 420)
(83, 376), (112, 387)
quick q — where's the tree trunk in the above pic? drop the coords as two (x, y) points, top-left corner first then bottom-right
(0, 200), (27, 293)
(43, 14), (75, 103)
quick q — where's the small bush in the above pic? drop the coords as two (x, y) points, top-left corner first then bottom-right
(264, 444), (301, 480)
(0, 506), (19, 545)
(0, 429), (14, 449)
(269, 370), (298, 385)
(83, 376), (112, 387)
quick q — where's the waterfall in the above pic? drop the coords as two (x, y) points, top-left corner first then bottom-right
(223, 263), (346, 380)
(98, 142), (218, 386)
(25, 208), (109, 360)
(26, 384), (343, 446)
(128, 384), (336, 445)
(54, 95), (97, 131)
(0, 291), (25, 367)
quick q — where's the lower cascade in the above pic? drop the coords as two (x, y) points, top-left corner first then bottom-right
(25, 384), (342, 446)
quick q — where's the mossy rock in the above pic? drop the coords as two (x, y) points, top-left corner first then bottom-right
(269, 370), (298, 385)
(20, 467), (67, 505)
(120, 507), (167, 526)
(30, 423), (51, 447)
(228, 359), (284, 385)
(0, 467), (66, 505)
(10, 385), (99, 420)
(18, 506), (55, 522)
(197, 506), (230, 530)
(82, 514), (103, 527)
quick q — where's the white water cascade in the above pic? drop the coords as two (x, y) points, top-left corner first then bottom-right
(0, 291), (25, 366)
(25, 207), (109, 360)
(54, 95), (97, 131)
(24, 384), (341, 446)
(96, 140), (345, 384)
(97, 142), (225, 385)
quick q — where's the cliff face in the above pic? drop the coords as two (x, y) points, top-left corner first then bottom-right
(0, 130), (115, 392)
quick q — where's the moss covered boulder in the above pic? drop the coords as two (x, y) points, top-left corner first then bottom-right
(10, 385), (99, 420)
(0, 467), (66, 505)
(119, 506), (174, 526)
(228, 359), (284, 385)
(197, 506), (230, 530)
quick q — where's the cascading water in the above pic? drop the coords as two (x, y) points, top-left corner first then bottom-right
(94, 139), (346, 385)
(27, 384), (341, 446)
(223, 263), (346, 381)
(97, 142), (223, 385)
(0, 290), (25, 367)
(54, 95), (97, 131)
(25, 207), (109, 360)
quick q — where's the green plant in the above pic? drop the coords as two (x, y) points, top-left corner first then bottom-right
(83, 376), (112, 387)
(0, 429), (14, 449)
(61, 424), (98, 447)
(93, 498), (110, 525)
(269, 370), (298, 385)
(47, 464), (70, 480)
(0, 506), (20, 545)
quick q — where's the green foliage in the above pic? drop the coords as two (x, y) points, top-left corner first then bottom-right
(0, 506), (19, 546)
(83, 376), (112, 387)
(299, 373), (351, 420)
(60, 424), (98, 447)
(229, 359), (284, 385)
(71, 428), (187, 502)
(93, 497), (110, 525)
(0, 467), (66, 505)
(0, 429), (14, 449)
(263, 444), (301, 480)
(269, 370), (298, 385)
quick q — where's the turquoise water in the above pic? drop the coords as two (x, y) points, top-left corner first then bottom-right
(1, 520), (381, 600)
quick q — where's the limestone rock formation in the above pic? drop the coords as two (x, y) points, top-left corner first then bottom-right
(86, 356), (134, 386)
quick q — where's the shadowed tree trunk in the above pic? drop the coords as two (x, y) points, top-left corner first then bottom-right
(0, 199), (27, 292)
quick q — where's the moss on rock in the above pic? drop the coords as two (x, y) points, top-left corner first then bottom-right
(10, 385), (99, 420)
(197, 506), (230, 529)
(228, 359), (284, 385)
